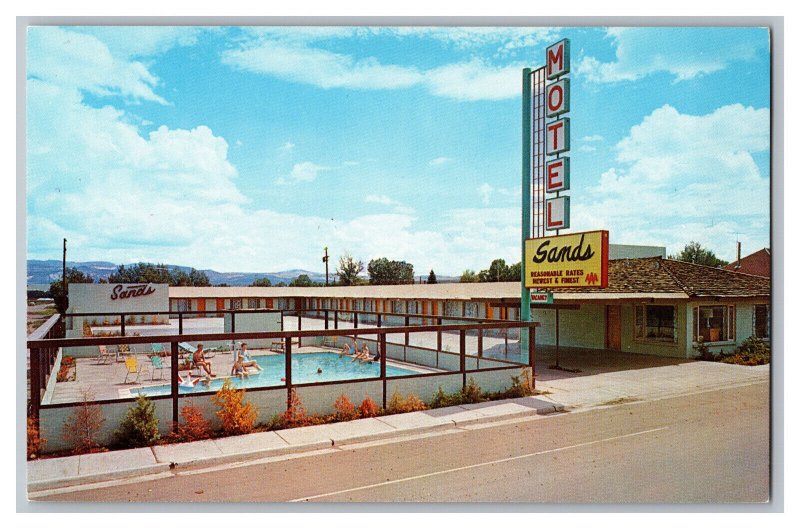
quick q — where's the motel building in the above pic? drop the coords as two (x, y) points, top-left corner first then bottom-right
(66, 246), (771, 360)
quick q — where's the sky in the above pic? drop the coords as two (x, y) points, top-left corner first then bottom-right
(25, 25), (771, 276)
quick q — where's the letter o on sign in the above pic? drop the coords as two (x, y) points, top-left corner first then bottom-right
(546, 79), (570, 118)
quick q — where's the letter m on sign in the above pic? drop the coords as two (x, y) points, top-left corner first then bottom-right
(546, 39), (570, 80)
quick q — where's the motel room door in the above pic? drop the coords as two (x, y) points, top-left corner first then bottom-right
(606, 305), (621, 350)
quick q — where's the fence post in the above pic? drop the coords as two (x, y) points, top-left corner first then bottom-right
(171, 341), (179, 428)
(285, 336), (293, 412)
(334, 310), (338, 330)
(232, 312), (236, 333)
(377, 314), (382, 328)
(380, 333), (387, 409)
(436, 318), (442, 369)
(354, 311), (358, 329)
(178, 312), (183, 335)
(324, 310), (329, 330)
(120, 314), (126, 336)
(529, 325), (536, 389)
(477, 328), (483, 369)
(404, 316), (409, 346)
(29, 347), (41, 423)
(460, 329), (466, 391)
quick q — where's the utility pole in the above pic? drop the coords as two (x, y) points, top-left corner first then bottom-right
(62, 238), (67, 292)
(322, 247), (329, 286)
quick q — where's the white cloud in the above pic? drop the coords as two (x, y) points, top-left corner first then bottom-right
(71, 26), (205, 58)
(576, 27), (763, 84)
(280, 141), (295, 152)
(425, 59), (521, 101)
(428, 157), (453, 166)
(478, 183), (521, 205)
(222, 41), (423, 90)
(222, 37), (526, 101)
(365, 195), (394, 205)
(580, 134), (604, 142)
(289, 161), (328, 182)
(578, 145), (597, 152)
(579, 103), (769, 261)
(365, 194), (415, 215)
(27, 27), (167, 104)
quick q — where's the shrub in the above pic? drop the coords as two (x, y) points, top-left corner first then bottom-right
(90, 319), (98, 326)
(82, 321), (93, 337)
(115, 394), (160, 448)
(358, 397), (380, 418)
(386, 389), (428, 414)
(430, 386), (464, 408)
(62, 389), (105, 454)
(174, 403), (212, 442)
(693, 336), (716, 361)
(719, 336), (771, 366)
(151, 315), (160, 325)
(334, 394), (359, 422)
(27, 417), (46, 459)
(125, 316), (135, 325)
(212, 379), (258, 435)
(462, 377), (483, 404)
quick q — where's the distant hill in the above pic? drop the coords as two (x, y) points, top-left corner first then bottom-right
(26, 260), (328, 287)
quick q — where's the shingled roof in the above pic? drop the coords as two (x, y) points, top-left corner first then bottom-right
(568, 256), (769, 298)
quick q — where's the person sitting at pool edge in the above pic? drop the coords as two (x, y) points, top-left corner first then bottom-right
(358, 343), (371, 363)
(338, 342), (351, 357)
(237, 343), (262, 372)
(193, 343), (216, 377)
(232, 355), (249, 379)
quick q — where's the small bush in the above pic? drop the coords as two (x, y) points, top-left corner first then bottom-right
(430, 386), (465, 408)
(693, 337), (716, 361)
(358, 397), (380, 418)
(115, 394), (160, 448)
(386, 390), (428, 414)
(276, 389), (328, 428)
(173, 403), (212, 442)
(334, 394), (359, 422)
(62, 389), (105, 454)
(27, 417), (46, 459)
(719, 336), (771, 366)
(212, 379), (258, 435)
(151, 315), (160, 325)
(125, 316), (135, 325)
(82, 321), (93, 337)
(462, 377), (483, 404)
(90, 319), (98, 326)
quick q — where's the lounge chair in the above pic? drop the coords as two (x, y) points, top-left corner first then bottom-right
(178, 342), (197, 357)
(95, 345), (114, 365)
(123, 356), (149, 384)
(150, 355), (168, 380)
(151, 343), (166, 356)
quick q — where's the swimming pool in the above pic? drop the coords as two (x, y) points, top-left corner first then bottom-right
(131, 351), (418, 396)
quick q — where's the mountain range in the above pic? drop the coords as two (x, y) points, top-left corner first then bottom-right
(27, 260), (458, 288)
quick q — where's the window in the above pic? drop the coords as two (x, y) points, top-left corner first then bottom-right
(247, 298), (260, 309)
(407, 301), (417, 314)
(754, 305), (770, 339)
(444, 301), (461, 317)
(231, 299), (243, 310)
(392, 300), (405, 313)
(177, 299), (190, 313)
(693, 305), (735, 343)
(635, 305), (677, 343)
(464, 302), (478, 318)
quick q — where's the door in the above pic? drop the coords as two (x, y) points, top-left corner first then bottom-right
(216, 298), (225, 317)
(606, 305), (621, 350)
(197, 298), (206, 316)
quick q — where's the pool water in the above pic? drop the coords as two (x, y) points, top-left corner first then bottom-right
(132, 351), (416, 396)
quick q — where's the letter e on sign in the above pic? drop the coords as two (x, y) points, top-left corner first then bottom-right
(546, 196), (570, 231)
(546, 157), (570, 193)
(546, 39), (570, 80)
(546, 118), (570, 155)
(546, 79), (570, 117)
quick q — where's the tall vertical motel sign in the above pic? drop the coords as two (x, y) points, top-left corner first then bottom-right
(520, 39), (609, 353)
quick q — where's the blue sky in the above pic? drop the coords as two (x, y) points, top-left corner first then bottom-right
(25, 26), (771, 276)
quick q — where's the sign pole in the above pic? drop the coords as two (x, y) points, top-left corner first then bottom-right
(520, 67), (532, 358)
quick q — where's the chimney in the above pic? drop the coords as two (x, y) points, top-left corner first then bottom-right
(736, 241), (741, 270)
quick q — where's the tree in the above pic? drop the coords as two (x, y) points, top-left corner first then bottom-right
(336, 253), (364, 286)
(251, 277), (272, 287)
(669, 241), (729, 267)
(479, 259), (510, 282)
(367, 257), (414, 285)
(508, 261), (522, 281)
(107, 263), (210, 286)
(289, 274), (315, 287)
(460, 269), (479, 283)
(427, 270), (437, 284)
(49, 267), (95, 315)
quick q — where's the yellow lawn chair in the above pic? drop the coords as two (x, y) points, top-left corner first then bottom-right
(123, 355), (149, 384)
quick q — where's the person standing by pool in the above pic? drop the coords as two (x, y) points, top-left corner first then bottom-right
(193, 343), (216, 377)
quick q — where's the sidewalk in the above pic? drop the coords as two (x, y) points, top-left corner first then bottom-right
(27, 395), (564, 492)
(27, 360), (769, 493)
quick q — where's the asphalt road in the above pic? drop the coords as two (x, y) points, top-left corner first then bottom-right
(35, 381), (769, 503)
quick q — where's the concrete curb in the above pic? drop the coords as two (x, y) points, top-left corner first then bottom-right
(27, 397), (564, 493)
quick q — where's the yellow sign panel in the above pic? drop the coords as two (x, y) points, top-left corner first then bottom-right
(524, 230), (609, 289)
